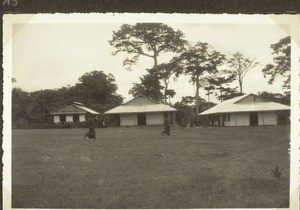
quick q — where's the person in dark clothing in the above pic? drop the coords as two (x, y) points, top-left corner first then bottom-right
(84, 118), (97, 140)
(162, 118), (170, 136)
(84, 127), (96, 139)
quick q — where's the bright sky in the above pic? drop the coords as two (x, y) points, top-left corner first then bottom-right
(12, 15), (289, 103)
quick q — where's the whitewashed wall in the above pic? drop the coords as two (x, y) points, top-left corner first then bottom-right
(224, 113), (250, 126)
(224, 113), (235, 126)
(235, 113), (250, 126)
(147, 112), (164, 125)
(258, 112), (264, 125)
(66, 115), (73, 122)
(79, 114), (85, 122)
(223, 111), (278, 126)
(120, 114), (137, 126)
(118, 112), (175, 126)
(54, 115), (60, 123)
(258, 112), (277, 125)
(263, 112), (277, 125)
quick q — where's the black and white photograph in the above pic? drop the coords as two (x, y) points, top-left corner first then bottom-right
(3, 14), (299, 209)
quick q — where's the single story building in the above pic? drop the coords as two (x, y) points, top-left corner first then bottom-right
(104, 95), (177, 126)
(199, 93), (290, 126)
(50, 101), (99, 124)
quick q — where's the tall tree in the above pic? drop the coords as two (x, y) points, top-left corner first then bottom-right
(109, 23), (187, 71)
(226, 52), (259, 93)
(177, 42), (225, 114)
(262, 36), (291, 90)
(109, 23), (187, 101)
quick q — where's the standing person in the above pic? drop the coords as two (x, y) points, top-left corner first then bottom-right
(162, 117), (170, 136)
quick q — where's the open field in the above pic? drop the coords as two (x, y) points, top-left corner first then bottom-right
(12, 125), (290, 208)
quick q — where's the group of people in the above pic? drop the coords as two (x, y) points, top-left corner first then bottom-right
(84, 117), (171, 140)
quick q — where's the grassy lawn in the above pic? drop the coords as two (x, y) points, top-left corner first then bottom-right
(12, 125), (290, 208)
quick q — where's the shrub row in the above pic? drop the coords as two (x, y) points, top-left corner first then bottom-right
(15, 122), (108, 129)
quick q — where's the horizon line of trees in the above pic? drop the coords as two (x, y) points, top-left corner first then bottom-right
(12, 23), (291, 128)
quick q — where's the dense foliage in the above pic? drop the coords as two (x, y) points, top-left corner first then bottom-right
(12, 71), (123, 129)
(129, 73), (163, 101)
(258, 91), (290, 105)
(262, 36), (291, 90)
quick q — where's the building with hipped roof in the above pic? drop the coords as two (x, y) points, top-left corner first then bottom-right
(105, 95), (177, 126)
(199, 93), (290, 126)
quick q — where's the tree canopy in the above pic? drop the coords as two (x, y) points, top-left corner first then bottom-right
(262, 36), (291, 90)
(205, 74), (241, 102)
(109, 23), (187, 70)
(226, 52), (259, 93)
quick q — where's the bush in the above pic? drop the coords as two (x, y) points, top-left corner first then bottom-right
(52, 122), (91, 128)
(15, 121), (94, 129)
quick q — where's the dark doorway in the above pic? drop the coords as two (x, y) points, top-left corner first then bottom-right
(163, 112), (168, 123)
(109, 114), (120, 127)
(137, 113), (146, 126)
(60, 115), (66, 124)
(249, 112), (258, 126)
(73, 114), (79, 122)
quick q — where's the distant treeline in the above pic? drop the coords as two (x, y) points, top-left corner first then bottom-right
(12, 68), (289, 129)
(12, 71), (123, 129)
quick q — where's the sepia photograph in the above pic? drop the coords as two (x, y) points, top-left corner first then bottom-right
(3, 14), (299, 209)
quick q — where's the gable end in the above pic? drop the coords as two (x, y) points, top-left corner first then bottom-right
(123, 96), (159, 106)
(235, 94), (267, 104)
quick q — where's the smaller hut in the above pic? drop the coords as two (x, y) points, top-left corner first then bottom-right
(50, 101), (99, 124)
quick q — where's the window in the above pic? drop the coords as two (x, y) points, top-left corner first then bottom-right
(73, 114), (79, 122)
(227, 113), (230, 121)
(224, 114), (227, 121)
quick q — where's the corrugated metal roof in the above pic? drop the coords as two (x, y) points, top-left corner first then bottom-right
(105, 96), (177, 114)
(199, 93), (290, 115)
(50, 102), (99, 115)
(73, 104), (99, 114)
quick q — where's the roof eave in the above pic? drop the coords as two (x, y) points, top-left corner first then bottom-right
(105, 110), (177, 114)
(199, 108), (290, 115)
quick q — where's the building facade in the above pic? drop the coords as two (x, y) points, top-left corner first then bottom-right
(199, 94), (290, 126)
(105, 96), (177, 126)
(50, 101), (99, 124)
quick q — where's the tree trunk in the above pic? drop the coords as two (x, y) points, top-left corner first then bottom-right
(164, 81), (168, 102)
(208, 93), (210, 108)
(239, 78), (243, 93)
(195, 74), (200, 115)
(154, 55), (158, 69)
